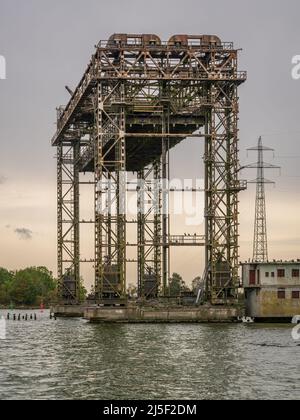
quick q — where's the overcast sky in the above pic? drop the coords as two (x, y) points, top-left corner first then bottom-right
(0, 0), (300, 289)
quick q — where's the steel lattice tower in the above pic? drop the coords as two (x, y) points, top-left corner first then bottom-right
(246, 137), (280, 263)
(51, 34), (246, 305)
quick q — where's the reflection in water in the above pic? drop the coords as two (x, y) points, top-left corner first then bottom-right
(0, 310), (299, 400)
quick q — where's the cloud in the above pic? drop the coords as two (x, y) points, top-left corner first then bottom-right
(14, 228), (33, 240)
(0, 175), (7, 185)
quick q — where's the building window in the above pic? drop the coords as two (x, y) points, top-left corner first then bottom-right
(277, 289), (286, 299)
(271, 272), (275, 278)
(292, 291), (300, 299)
(265, 272), (269, 278)
(277, 269), (285, 278)
(292, 269), (300, 278)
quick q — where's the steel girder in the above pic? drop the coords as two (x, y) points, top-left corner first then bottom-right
(57, 140), (80, 303)
(137, 162), (162, 298)
(94, 75), (127, 300)
(204, 81), (241, 304)
(53, 38), (246, 305)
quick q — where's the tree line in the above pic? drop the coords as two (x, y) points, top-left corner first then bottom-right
(168, 273), (203, 296)
(127, 273), (203, 297)
(0, 266), (57, 307)
(0, 266), (202, 306)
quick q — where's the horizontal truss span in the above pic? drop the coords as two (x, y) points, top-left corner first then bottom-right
(52, 43), (246, 147)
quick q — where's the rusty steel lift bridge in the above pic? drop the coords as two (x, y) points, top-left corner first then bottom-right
(51, 34), (246, 306)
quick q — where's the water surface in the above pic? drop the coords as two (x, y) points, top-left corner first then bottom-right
(0, 310), (299, 400)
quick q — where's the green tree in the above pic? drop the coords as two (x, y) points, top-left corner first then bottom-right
(10, 267), (56, 306)
(127, 283), (138, 298)
(79, 277), (87, 303)
(192, 276), (202, 293)
(0, 267), (14, 284)
(169, 273), (187, 296)
(0, 268), (14, 305)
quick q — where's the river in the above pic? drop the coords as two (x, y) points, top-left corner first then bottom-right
(0, 310), (299, 400)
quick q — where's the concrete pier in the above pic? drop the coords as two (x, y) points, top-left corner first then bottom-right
(84, 305), (244, 323)
(51, 305), (84, 318)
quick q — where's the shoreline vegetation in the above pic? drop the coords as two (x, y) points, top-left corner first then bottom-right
(0, 266), (57, 308)
(0, 266), (87, 308)
(0, 305), (50, 310)
(0, 268), (200, 308)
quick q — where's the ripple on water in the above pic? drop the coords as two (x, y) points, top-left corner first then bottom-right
(0, 310), (299, 400)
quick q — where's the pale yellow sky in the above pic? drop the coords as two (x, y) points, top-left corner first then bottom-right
(0, 174), (299, 292)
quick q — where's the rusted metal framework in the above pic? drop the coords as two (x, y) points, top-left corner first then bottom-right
(137, 162), (163, 298)
(56, 116), (80, 303)
(52, 34), (246, 305)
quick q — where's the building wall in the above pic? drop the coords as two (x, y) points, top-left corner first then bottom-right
(260, 288), (300, 318)
(242, 262), (300, 288)
(243, 262), (300, 319)
(245, 287), (300, 318)
(245, 289), (260, 317)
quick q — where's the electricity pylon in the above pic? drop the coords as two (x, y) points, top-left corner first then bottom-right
(245, 137), (280, 263)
